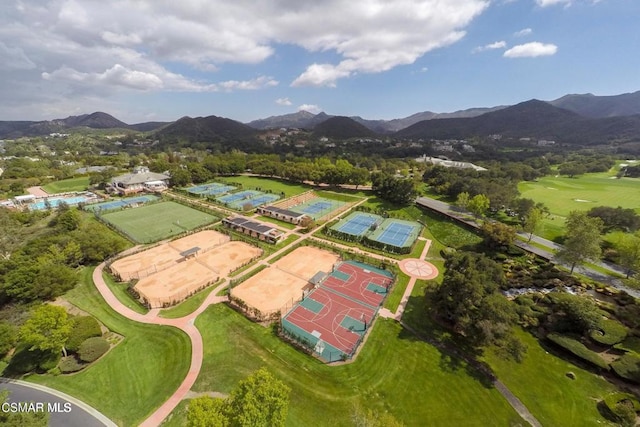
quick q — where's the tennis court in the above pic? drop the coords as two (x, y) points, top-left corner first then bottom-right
(217, 190), (280, 210)
(85, 195), (159, 212)
(281, 260), (394, 362)
(101, 201), (218, 243)
(330, 212), (381, 237)
(185, 183), (236, 196)
(368, 218), (421, 248)
(290, 197), (344, 220)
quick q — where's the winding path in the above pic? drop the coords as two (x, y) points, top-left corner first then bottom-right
(91, 264), (227, 427)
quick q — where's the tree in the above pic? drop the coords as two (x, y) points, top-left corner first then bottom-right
(552, 293), (601, 334)
(455, 192), (470, 210)
(587, 206), (640, 232)
(225, 368), (290, 427)
(432, 252), (517, 348)
(0, 322), (17, 356)
(351, 403), (404, 427)
(617, 231), (640, 278)
(481, 221), (516, 248)
(467, 194), (490, 217)
(556, 211), (603, 273)
(188, 397), (228, 427)
(169, 167), (191, 187)
(522, 207), (543, 242)
(19, 305), (72, 357)
(0, 390), (48, 426)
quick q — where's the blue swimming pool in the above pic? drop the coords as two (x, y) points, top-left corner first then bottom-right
(30, 196), (92, 210)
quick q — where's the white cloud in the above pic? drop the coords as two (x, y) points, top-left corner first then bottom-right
(535, 0), (571, 6)
(473, 41), (507, 53)
(0, 42), (36, 70)
(0, 0), (491, 116)
(503, 42), (558, 58)
(514, 28), (533, 37)
(298, 104), (322, 114)
(275, 97), (292, 106)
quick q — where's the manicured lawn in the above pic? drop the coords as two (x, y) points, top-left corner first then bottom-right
(256, 215), (298, 229)
(177, 304), (522, 427)
(159, 285), (216, 319)
(218, 176), (311, 198)
(483, 329), (617, 427)
(102, 271), (148, 314)
(29, 267), (191, 427)
(42, 176), (90, 193)
(384, 272), (410, 312)
(101, 201), (217, 243)
(518, 175), (640, 218)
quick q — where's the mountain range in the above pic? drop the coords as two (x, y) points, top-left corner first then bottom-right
(1, 91), (640, 142)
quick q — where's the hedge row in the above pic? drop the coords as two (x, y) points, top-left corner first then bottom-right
(67, 316), (102, 352)
(547, 333), (610, 370)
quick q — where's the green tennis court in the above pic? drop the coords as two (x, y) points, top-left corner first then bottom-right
(101, 201), (218, 243)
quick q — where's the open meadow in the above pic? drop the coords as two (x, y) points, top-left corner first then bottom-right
(163, 304), (523, 427)
(42, 176), (90, 193)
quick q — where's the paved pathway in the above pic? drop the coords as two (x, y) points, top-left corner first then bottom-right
(91, 265), (228, 427)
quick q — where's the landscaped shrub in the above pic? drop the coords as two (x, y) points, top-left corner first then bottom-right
(66, 316), (102, 352)
(547, 333), (610, 370)
(603, 392), (640, 426)
(611, 353), (640, 383)
(37, 350), (61, 372)
(59, 356), (86, 373)
(590, 319), (628, 346)
(78, 337), (110, 362)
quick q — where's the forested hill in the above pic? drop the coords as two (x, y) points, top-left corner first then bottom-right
(395, 100), (640, 145)
(312, 116), (377, 139)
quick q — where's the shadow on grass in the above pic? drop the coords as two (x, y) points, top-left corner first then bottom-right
(397, 294), (496, 389)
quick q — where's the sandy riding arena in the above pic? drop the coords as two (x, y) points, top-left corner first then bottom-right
(232, 246), (340, 315)
(109, 230), (263, 308)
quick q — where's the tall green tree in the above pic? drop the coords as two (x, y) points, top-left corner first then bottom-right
(187, 396), (228, 427)
(522, 207), (543, 242)
(432, 252), (517, 349)
(225, 368), (290, 427)
(617, 231), (640, 278)
(455, 192), (470, 210)
(19, 305), (72, 357)
(557, 211), (603, 273)
(467, 194), (490, 217)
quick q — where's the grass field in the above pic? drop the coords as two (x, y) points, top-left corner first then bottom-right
(218, 175), (311, 197)
(101, 201), (217, 243)
(42, 176), (90, 193)
(164, 304), (522, 426)
(483, 328), (617, 427)
(29, 267), (190, 426)
(518, 174), (640, 241)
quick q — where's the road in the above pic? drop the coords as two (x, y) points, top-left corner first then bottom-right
(0, 379), (115, 427)
(415, 196), (639, 297)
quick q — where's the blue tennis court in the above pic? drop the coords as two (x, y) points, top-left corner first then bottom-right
(290, 197), (344, 220)
(216, 190), (261, 204)
(373, 222), (418, 247)
(84, 195), (159, 212)
(330, 212), (381, 237)
(186, 183), (236, 196)
(228, 194), (280, 210)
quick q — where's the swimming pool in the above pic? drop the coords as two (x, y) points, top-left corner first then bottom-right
(29, 195), (95, 210)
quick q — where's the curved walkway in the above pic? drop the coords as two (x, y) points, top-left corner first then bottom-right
(91, 264), (227, 427)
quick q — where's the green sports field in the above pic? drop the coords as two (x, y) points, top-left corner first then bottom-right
(100, 201), (217, 243)
(42, 176), (90, 193)
(518, 174), (640, 240)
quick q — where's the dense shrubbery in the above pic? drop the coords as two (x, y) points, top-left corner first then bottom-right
(547, 333), (609, 370)
(78, 337), (110, 362)
(58, 356), (86, 373)
(66, 316), (102, 352)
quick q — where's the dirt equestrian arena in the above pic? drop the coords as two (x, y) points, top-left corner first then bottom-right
(109, 230), (263, 308)
(232, 246), (340, 315)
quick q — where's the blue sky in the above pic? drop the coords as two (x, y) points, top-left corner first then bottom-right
(1, 0), (638, 123)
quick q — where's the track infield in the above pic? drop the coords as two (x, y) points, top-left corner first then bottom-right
(100, 201), (218, 243)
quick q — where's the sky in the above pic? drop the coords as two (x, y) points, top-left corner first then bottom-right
(1, 0), (639, 123)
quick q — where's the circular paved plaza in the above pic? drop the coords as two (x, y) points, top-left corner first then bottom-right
(399, 258), (439, 280)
